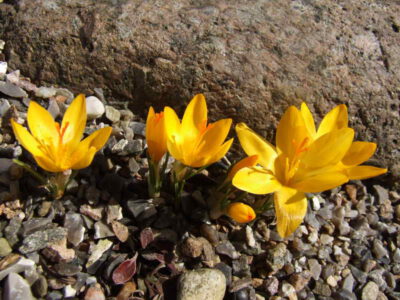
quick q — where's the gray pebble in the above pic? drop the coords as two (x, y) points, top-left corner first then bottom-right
(105, 105), (121, 123)
(4, 273), (34, 300)
(0, 81), (28, 98)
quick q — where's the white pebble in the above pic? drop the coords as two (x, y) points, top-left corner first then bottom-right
(86, 96), (105, 120)
(0, 61), (7, 80)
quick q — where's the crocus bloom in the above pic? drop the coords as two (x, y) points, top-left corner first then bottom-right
(11, 94), (112, 173)
(146, 107), (167, 163)
(233, 103), (386, 238)
(164, 94), (233, 168)
(227, 202), (256, 223)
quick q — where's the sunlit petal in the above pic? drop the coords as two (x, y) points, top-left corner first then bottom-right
(182, 94), (207, 139)
(342, 141), (376, 166)
(11, 120), (46, 158)
(300, 102), (316, 138)
(35, 155), (63, 173)
(70, 147), (97, 170)
(316, 104), (348, 138)
(276, 106), (309, 159)
(195, 118), (232, 157)
(346, 165), (387, 180)
(69, 127), (112, 168)
(27, 101), (58, 143)
(236, 123), (277, 170)
(274, 187), (307, 238)
(164, 107), (181, 141)
(189, 138), (233, 168)
(300, 128), (354, 169)
(291, 165), (349, 193)
(233, 166), (281, 195)
(61, 94), (86, 145)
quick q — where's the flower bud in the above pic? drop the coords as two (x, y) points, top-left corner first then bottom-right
(227, 202), (256, 223)
(227, 155), (258, 182)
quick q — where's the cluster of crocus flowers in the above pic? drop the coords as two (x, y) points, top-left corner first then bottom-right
(11, 94), (112, 198)
(145, 107), (168, 197)
(232, 103), (387, 238)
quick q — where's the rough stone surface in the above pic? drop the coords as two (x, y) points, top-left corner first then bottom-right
(1, 0), (398, 178)
(177, 268), (226, 300)
(4, 272), (34, 300)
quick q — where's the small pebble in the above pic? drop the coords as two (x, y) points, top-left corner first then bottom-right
(177, 269), (226, 300)
(0, 61), (7, 80)
(105, 105), (121, 123)
(86, 96), (105, 120)
(35, 86), (57, 98)
(0, 81), (28, 98)
(361, 281), (379, 300)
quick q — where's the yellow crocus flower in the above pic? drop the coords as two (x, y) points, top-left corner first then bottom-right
(233, 103), (386, 238)
(164, 94), (233, 168)
(146, 107), (167, 163)
(11, 94), (112, 173)
(227, 202), (256, 223)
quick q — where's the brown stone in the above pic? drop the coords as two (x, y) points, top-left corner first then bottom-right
(111, 221), (129, 243)
(85, 283), (105, 300)
(0, 0), (398, 178)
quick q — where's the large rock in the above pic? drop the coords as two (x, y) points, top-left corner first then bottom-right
(1, 0), (399, 178)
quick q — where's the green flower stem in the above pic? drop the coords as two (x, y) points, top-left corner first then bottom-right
(171, 162), (209, 210)
(148, 153), (170, 198)
(12, 159), (47, 184)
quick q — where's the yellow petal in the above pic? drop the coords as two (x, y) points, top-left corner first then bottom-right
(164, 106), (186, 163)
(232, 166), (281, 195)
(300, 102), (316, 138)
(70, 127), (112, 170)
(194, 118), (232, 158)
(146, 106), (156, 135)
(291, 165), (349, 193)
(203, 138), (234, 167)
(274, 186), (307, 238)
(27, 101), (58, 144)
(227, 202), (256, 223)
(182, 94), (207, 140)
(70, 147), (97, 170)
(342, 141), (376, 166)
(300, 128), (354, 169)
(276, 106), (309, 159)
(164, 107), (181, 141)
(61, 94), (86, 145)
(166, 138), (184, 164)
(11, 119), (46, 158)
(188, 137), (233, 168)
(236, 123), (277, 170)
(346, 165), (387, 180)
(146, 107), (168, 162)
(227, 155), (259, 181)
(35, 155), (64, 173)
(316, 104), (348, 138)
